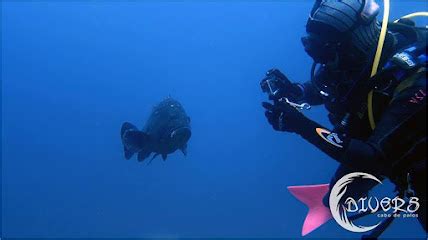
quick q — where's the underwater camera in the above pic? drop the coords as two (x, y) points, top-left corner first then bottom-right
(260, 69), (311, 110)
(260, 68), (291, 101)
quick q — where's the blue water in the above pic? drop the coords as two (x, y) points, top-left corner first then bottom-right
(1, 1), (427, 239)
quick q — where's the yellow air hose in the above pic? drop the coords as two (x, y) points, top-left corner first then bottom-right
(367, 0), (428, 130)
(367, 0), (390, 130)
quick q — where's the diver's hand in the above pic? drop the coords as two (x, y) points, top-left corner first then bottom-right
(260, 69), (304, 101)
(265, 68), (290, 83)
(262, 101), (307, 133)
(260, 69), (292, 99)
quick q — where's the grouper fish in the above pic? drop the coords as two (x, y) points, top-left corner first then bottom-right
(120, 97), (191, 162)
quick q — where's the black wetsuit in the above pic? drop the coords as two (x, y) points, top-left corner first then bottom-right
(293, 40), (427, 230)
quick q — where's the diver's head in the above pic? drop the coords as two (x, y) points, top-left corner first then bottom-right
(302, 0), (381, 70)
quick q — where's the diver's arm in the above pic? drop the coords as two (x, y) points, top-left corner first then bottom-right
(263, 101), (353, 162)
(300, 81), (325, 105)
(263, 99), (380, 171)
(296, 119), (385, 173)
(296, 74), (426, 174)
(285, 81), (325, 105)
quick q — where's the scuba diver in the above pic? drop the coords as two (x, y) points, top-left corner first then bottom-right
(260, 0), (426, 238)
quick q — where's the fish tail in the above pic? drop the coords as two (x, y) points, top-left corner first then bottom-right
(121, 122), (151, 160)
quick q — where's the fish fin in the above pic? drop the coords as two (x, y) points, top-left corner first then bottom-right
(123, 146), (133, 160)
(180, 144), (188, 156)
(121, 122), (138, 159)
(146, 157), (156, 165)
(162, 154), (167, 161)
(121, 122), (150, 160)
(137, 150), (151, 162)
(287, 184), (332, 236)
